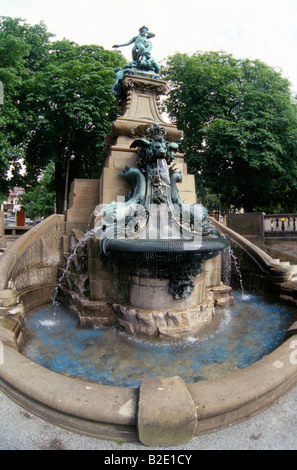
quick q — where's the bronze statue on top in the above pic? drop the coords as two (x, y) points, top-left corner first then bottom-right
(113, 26), (156, 62)
(112, 26), (161, 98)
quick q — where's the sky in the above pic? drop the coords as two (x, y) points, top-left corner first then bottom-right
(1, 0), (297, 94)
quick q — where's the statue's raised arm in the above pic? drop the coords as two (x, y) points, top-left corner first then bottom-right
(112, 37), (136, 49)
(113, 26), (156, 62)
(112, 25), (161, 98)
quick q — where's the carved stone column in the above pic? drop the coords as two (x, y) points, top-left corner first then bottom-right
(110, 74), (179, 141)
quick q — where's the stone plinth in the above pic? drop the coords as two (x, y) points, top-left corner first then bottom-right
(81, 239), (232, 338)
(108, 253), (231, 338)
(98, 74), (197, 209)
(110, 75), (180, 141)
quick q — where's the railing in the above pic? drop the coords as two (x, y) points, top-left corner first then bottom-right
(264, 214), (297, 234)
(210, 217), (294, 283)
(4, 226), (31, 236)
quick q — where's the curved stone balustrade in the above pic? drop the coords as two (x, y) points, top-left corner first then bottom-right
(209, 217), (296, 285)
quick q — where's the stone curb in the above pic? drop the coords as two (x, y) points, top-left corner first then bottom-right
(188, 335), (297, 435)
(1, 335), (297, 447)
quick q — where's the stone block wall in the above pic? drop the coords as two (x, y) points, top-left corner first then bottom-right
(0, 214), (65, 350)
(226, 212), (265, 236)
(3, 215), (65, 292)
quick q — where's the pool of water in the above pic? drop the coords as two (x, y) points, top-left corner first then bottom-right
(22, 291), (297, 388)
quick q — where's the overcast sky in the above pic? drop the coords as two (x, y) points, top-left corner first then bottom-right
(1, 0), (297, 93)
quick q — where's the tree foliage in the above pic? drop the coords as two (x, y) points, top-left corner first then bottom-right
(0, 16), (126, 212)
(17, 162), (56, 219)
(0, 17), (53, 192)
(163, 52), (297, 213)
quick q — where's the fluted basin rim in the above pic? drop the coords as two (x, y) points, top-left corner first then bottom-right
(104, 237), (229, 254)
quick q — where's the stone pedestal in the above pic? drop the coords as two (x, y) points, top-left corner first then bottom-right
(98, 74), (197, 207)
(113, 295), (214, 338)
(111, 255), (227, 338)
(130, 271), (206, 310)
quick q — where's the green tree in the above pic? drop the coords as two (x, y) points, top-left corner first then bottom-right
(0, 17), (53, 193)
(23, 39), (125, 212)
(17, 162), (56, 219)
(0, 17), (126, 213)
(163, 52), (297, 213)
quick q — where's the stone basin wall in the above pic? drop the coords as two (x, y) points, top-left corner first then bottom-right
(0, 214), (65, 350)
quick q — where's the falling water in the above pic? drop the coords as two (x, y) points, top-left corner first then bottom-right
(230, 249), (245, 293)
(52, 229), (95, 308)
(222, 244), (245, 294)
(222, 245), (232, 287)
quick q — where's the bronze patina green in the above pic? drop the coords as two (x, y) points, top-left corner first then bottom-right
(112, 26), (161, 101)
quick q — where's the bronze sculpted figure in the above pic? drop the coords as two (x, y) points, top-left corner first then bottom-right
(95, 122), (225, 299)
(112, 26), (161, 77)
(113, 26), (155, 62)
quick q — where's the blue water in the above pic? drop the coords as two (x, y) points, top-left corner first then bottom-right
(22, 291), (297, 388)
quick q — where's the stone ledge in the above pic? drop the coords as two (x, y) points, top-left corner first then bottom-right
(0, 345), (138, 428)
(187, 335), (297, 436)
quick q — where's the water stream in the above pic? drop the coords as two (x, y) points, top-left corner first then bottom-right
(52, 229), (95, 308)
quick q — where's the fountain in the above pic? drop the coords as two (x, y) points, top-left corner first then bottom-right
(57, 28), (231, 338)
(64, 119), (230, 339)
(1, 28), (297, 448)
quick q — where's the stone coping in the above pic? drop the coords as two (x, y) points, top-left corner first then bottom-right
(0, 214), (65, 290)
(1, 334), (297, 447)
